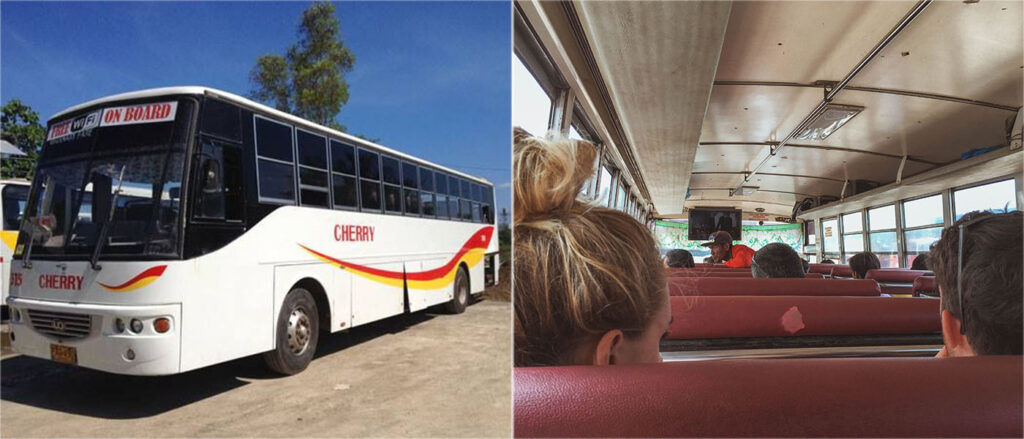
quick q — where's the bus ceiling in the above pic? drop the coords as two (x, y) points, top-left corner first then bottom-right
(516, 0), (1022, 218)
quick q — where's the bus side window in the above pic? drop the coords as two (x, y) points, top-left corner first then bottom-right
(358, 148), (381, 211)
(195, 139), (243, 221)
(435, 172), (449, 219)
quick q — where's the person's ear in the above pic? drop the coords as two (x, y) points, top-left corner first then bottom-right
(593, 329), (624, 365)
(940, 309), (972, 355)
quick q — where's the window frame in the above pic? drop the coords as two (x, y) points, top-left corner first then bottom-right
(900, 192), (945, 268)
(951, 176), (1019, 221)
(295, 127), (330, 208)
(330, 139), (359, 211)
(840, 210), (865, 263)
(357, 147), (383, 213)
(253, 114), (297, 205)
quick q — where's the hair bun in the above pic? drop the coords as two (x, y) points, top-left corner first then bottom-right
(513, 127), (597, 222)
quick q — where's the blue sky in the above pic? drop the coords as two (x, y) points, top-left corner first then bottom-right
(1, 1), (511, 219)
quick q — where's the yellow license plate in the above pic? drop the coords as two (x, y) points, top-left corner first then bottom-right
(50, 344), (77, 365)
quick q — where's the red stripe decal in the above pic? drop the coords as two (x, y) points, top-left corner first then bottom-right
(301, 226), (493, 281)
(98, 265), (167, 290)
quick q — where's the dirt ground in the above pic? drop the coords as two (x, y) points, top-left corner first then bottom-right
(0, 297), (511, 438)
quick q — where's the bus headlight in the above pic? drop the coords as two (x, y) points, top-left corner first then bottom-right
(114, 318), (126, 334)
(129, 318), (143, 334)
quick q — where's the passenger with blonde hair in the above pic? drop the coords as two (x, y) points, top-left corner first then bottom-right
(513, 128), (671, 367)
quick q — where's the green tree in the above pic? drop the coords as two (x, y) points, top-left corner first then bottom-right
(250, 2), (355, 132)
(1, 99), (45, 180)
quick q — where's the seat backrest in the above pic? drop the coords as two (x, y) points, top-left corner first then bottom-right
(669, 271), (827, 279)
(668, 295), (939, 339)
(668, 277), (880, 297)
(830, 265), (854, 277)
(865, 268), (933, 283)
(807, 263), (844, 274)
(668, 271), (753, 278)
(914, 276), (937, 296)
(514, 357), (1023, 438)
(667, 267), (750, 273)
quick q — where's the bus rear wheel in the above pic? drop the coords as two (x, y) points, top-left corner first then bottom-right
(264, 287), (319, 375)
(444, 267), (470, 314)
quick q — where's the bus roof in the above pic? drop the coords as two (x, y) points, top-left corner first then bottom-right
(49, 86), (494, 186)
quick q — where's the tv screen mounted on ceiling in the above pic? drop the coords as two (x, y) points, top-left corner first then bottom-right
(688, 208), (742, 241)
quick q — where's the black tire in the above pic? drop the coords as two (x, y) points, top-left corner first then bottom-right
(263, 287), (319, 375)
(444, 266), (469, 314)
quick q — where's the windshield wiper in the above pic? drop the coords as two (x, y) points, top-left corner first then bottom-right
(90, 165), (126, 271)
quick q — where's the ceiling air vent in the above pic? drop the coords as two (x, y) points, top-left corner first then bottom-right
(793, 103), (863, 141)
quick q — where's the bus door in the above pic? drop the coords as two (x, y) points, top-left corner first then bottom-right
(187, 136), (245, 254)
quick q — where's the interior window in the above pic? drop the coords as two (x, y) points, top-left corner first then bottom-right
(954, 179), (1017, 220)
(512, 55), (552, 136)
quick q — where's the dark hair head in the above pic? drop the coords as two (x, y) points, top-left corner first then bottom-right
(665, 249), (695, 268)
(848, 252), (881, 279)
(930, 210), (1022, 355)
(751, 243), (806, 278)
(821, 259), (836, 264)
(910, 252), (930, 270)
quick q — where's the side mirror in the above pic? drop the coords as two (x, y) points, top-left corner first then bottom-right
(202, 159), (222, 191)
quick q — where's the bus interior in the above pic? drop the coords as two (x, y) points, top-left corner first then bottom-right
(513, 0), (1022, 436)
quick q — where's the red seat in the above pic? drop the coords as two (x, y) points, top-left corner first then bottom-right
(807, 263), (844, 274)
(668, 267), (750, 273)
(668, 296), (939, 339)
(865, 268), (932, 283)
(669, 271), (753, 278)
(668, 278), (880, 297)
(830, 265), (854, 277)
(514, 357), (1023, 438)
(865, 269), (932, 295)
(669, 271), (825, 279)
(914, 276), (937, 296)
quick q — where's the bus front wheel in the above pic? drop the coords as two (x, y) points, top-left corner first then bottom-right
(444, 266), (470, 314)
(264, 287), (319, 375)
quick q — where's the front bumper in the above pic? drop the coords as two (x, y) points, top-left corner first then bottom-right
(6, 297), (181, 375)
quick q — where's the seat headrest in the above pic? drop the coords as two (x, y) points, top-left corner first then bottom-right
(668, 295), (939, 339)
(514, 357), (1023, 438)
(866, 268), (933, 283)
(668, 277), (880, 297)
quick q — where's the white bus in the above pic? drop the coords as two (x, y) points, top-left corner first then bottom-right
(6, 87), (500, 375)
(1, 179), (31, 319)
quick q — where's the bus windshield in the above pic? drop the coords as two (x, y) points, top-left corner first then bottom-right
(19, 99), (192, 259)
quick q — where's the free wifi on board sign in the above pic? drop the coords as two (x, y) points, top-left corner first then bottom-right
(47, 101), (178, 142)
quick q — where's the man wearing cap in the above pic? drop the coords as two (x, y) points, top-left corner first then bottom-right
(701, 231), (756, 268)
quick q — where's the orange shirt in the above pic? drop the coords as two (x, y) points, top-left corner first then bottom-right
(722, 244), (756, 268)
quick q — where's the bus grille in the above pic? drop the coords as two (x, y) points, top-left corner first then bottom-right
(27, 310), (92, 339)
